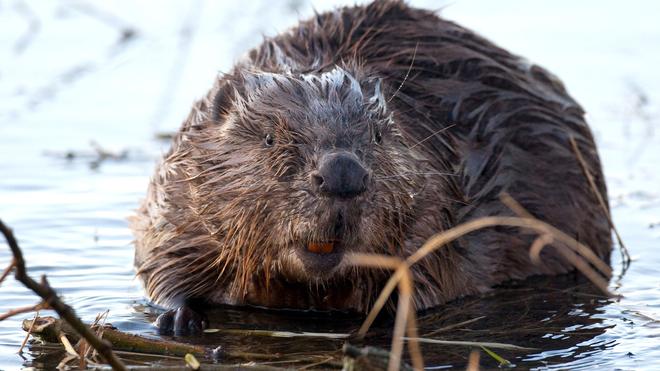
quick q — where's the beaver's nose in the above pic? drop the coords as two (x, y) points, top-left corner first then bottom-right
(312, 152), (369, 198)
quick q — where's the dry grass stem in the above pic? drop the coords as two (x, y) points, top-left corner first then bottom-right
(357, 266), (404, 337)
(347, 254), (423, 371)
(411, 209), (611, 278)
(405, 306), (423, 371)
(403, 338), (537, 351)
(89, 310), (111, 359)
(500, 193), (613, 294)
(208, 328), (349, 339)
(349, 194), (613, 371)
(297, 356), (336, 370)
(466, 350), (480, 371)
(353, 215), (613, 335)
(529, 234), (554, 265)
(569, 136), (630, 267)
(423, 316), (485, 337)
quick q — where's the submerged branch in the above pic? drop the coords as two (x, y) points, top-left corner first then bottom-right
(22, 316), (207, 359)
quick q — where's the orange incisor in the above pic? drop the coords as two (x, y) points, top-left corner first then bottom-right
(307, 242), (335, 254)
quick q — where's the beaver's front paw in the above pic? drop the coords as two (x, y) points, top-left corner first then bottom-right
(155, 305), (208, 336)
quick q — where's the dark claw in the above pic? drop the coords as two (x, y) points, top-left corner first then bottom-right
(155, 305), (208, 336)
(155, 310), (175, 335)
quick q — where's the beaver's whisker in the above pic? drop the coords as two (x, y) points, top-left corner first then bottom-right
(408, 123), (457, 150)
(388, 42), (419, 103)
(374, 171), (458, 179)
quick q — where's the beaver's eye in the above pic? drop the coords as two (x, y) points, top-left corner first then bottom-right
(373, 129), (382, 144)
(265, 133), (275, 147)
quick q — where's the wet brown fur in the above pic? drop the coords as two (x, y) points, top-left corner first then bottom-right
(131, 0), (612, 312)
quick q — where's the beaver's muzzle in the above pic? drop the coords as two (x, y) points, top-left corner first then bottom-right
(311, 151), (369, 199)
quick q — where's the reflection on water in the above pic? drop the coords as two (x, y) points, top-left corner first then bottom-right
(1, 0), (659, 369)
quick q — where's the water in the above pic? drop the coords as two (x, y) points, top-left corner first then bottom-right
(1, 0), (659, 369)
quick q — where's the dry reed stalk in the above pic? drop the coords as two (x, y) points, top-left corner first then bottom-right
(348, 194), (614, 371)
(352, 216), (613, 336)
(499, 193), (615, 293)
(347, 254), (423, 371)
(569, 136), (630, 267)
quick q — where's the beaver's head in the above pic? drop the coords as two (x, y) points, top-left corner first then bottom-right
(182, 66), (429, 298)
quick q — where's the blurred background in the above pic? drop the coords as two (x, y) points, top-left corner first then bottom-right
(1, 0), (659, 369)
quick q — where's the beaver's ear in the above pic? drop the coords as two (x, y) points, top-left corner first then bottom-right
(212, 70), (279, 121)
(211, 77), (236, 121)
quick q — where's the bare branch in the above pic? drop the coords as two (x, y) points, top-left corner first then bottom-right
(0, 219), (126, 371)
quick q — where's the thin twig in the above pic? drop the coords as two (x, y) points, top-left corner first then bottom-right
(0, 302), (46, 321)
(18, 309), (39, 354)
(569, 136), (630, 268)
(390, 269), (410, 371)
(0, 259), (16, 286)
(0, 219), (126, 370)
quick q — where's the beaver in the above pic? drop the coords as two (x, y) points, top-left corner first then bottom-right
(130, 0), (612, 335)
